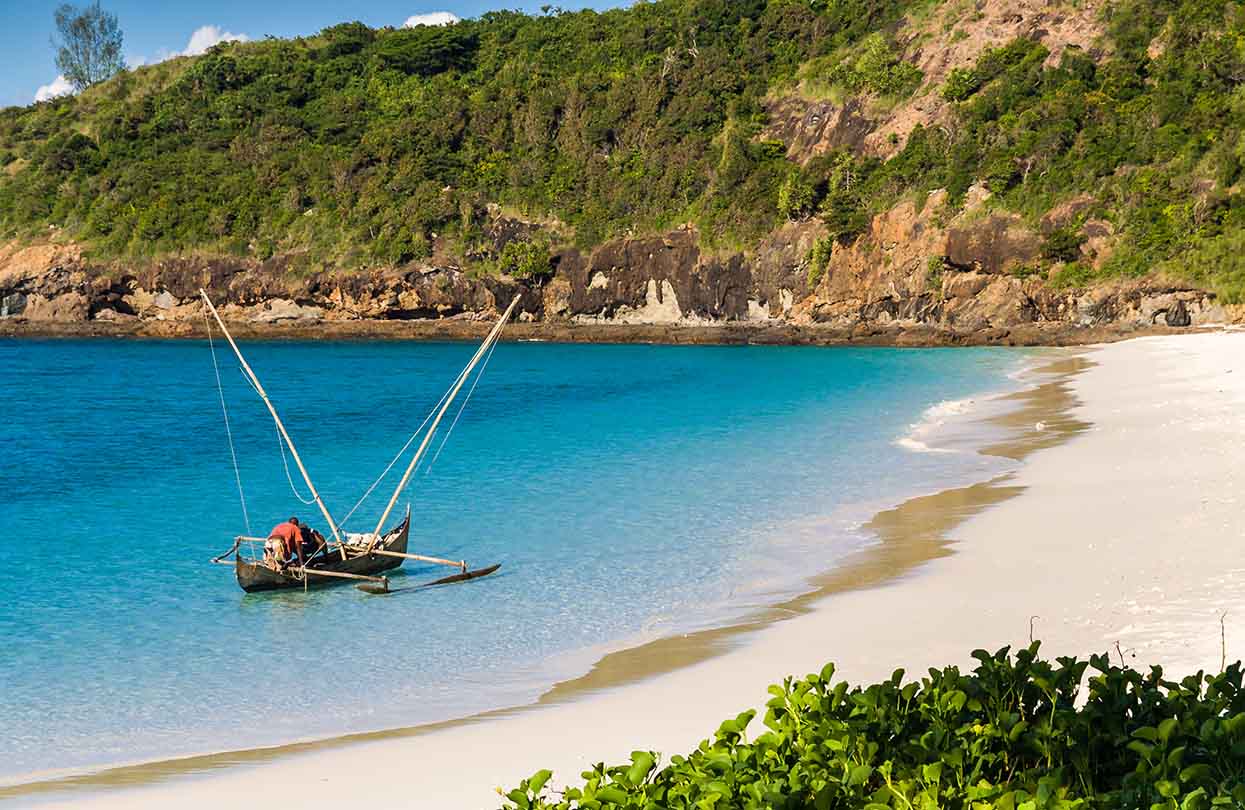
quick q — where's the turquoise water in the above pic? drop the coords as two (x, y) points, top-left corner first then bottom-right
(0, 338), (1023, 783)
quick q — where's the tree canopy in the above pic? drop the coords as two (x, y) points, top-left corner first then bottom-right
(52, 1), (124, 92)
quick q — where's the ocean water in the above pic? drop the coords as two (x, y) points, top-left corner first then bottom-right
(0, 338), (1025, 783)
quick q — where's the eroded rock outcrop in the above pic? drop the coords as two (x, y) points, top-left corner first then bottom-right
(0, 188), (1228, 345)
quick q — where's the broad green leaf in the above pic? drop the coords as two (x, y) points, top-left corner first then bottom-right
(595, 785), (630, 804)
(626, 753), (656, 787)
(849, 764), (873, 787)
(529, 769), (553, 795)
(1180, 764), (1212, 784)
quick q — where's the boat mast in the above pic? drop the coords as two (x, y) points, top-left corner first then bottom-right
(199, 290), (346, 556)
(367, 294), (521, 546)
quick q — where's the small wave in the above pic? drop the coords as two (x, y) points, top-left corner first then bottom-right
(895, 397), (978, 454)
(894, 435), (955, 454)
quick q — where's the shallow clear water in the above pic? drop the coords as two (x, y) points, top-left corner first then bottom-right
(0, 338), (1023, 781)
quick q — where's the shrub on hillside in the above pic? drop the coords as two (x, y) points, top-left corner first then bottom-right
(498, 237), (553, 280)
(504, 644), (1245, 810)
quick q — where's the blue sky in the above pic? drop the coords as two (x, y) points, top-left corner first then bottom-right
(0, 0), (623, 108)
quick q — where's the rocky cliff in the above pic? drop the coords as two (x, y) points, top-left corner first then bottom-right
(0, 185), (1227, 345)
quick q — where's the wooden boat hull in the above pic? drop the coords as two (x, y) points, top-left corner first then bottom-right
(235, 515), (410, 593)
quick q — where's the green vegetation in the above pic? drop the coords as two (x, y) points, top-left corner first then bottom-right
(52, 2), (125, 92)
(824, 33), (924, 98)
(1, 1), (919, 267)
(1, 0), (1244, 299)
(503, 644), (1245, 809)
(807, 236), (834, 287)
(498, 236), (554, 279)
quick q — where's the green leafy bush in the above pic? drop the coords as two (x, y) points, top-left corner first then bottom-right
(942, 67), (980, 101)
(498, 237), (553, 279)
(825, 33), (923, 97)
(504, 644), (1245, 810)
(777, 170), (817, 220)
(806, 235), (833, 287)
(1043, 226), (1088, 263)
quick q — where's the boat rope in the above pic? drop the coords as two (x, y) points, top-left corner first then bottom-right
(204, 305), (252, 536)
(424, 325), (503, 477)
(336, 377), (457, 528)
(274, 417), (318, 506)
(230, 351), (318, 508)
(210, 536), (242, 564)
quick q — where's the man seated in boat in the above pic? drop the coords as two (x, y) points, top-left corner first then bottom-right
(299, 525), (328, 562)
(265, 517), (305, 569)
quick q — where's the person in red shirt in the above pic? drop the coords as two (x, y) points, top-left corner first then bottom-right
(266, 517), (305, 567)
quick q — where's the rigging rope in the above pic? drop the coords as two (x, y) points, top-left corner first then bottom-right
(204, 306), (252, 536)
(424, 326), (502, 477)
(274, 417), (318, 506)
(337, 317), (510, 526)
(336, 366), (462, 528)
(231, 348), (318, 508)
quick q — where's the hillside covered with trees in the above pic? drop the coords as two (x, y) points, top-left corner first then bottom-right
(1, 0), (1244, 307)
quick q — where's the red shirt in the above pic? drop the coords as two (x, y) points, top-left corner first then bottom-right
(268, 522), (304, 557)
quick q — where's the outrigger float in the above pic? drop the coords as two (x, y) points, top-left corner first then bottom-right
(202, 290), (519, 595)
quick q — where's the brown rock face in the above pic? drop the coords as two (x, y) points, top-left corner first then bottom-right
(763, 97), (874, 164)
(0, 188), (1226, 344)
(946, 214), (1043, 275)
(558, 231), (757, 323)
(22, 291), (91, 321)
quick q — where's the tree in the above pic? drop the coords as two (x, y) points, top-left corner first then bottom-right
(52, 2), (124, 92)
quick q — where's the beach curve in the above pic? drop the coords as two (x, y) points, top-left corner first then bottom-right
(11, 332), (1245, 809)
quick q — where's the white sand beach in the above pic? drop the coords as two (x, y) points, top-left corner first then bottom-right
(25, 331), (1245, 810)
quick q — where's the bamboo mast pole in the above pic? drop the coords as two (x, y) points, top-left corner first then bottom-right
(199, 290), (346, 558)
(367, 294), (521, 547)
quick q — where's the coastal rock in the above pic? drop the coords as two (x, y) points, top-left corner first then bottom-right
(560, 231), (752, 323)
(1, 292), (26, 317)
(0, 190), (1231, 342)
(946, 214), (1042, 275)
(93, 307), (137, 322)
(541, 276), (573, 320)
(750, 220), (823, 317)
(22, 292), (90, 322)
(153, 291), (178, 310)
(251, 299), (324, 323)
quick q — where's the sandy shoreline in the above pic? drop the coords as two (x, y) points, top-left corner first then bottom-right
(13, 332), (1245, 808)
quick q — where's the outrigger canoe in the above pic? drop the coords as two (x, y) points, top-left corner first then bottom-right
(201, 290), (519, 597)
(234, 513), (411, 593)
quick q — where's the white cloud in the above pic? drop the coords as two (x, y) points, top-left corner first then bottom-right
(181, 25), (250, 56)
(403, 11), (460, 27)
(34, 75), (74, 103)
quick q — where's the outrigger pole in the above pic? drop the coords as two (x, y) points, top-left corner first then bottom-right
(199, 289), (347, 558)
(366, 294), (522, 549)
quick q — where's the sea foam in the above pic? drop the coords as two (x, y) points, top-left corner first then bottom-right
(895, 397), (979, 454)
